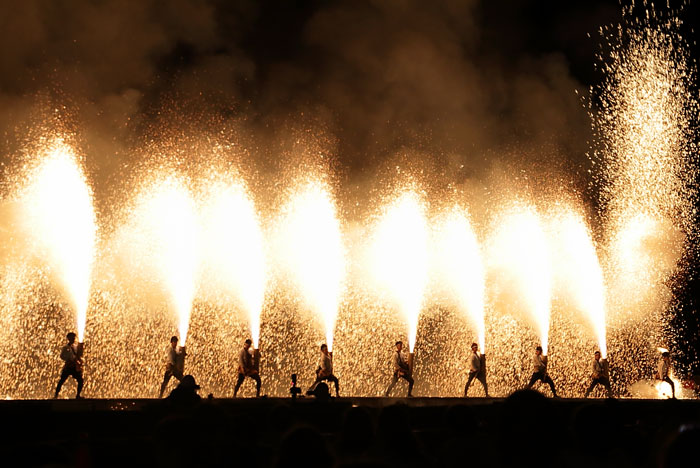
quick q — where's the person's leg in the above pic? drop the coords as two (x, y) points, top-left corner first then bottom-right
(601, 377), (613, 398)
(478, 374), (489, 397)
(308, 374), (322, 394)
(464, 372), (476, 396)
(329, 375), (339, 396)
(385, 374), (399, 396)
(233, 373), (245, 397)
(545, 374), (557, 397)
(74, 370), (84, 398)
(584, 379), (598, 398)
(54, 368), (70, 398)
(159, 370), (173, 398)
(664, 377), (675, 398)
(252, 374), (261, 397)
(526, 372), (540, 389)
(403, 374), (414, 396)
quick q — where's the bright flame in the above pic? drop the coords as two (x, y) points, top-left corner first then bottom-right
(433, 207), (486, 351)
(548, 208), (607, 357)
(19, 139), (96, 341)
(276, 180), (345, 351)
(134, 177), (198, 345)
(490, 205), (552, 354)
(199, 181), (266, 347)
(369, 191), (429, 351)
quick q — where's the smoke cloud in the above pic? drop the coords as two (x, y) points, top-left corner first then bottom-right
(0, 0), (616, 198)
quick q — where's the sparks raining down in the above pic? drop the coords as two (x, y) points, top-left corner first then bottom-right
(369, 191), (429, 352)
(199, 180), (266, 347)
(548, 207), (607, 357)
(131, 176), (198, 345)
(490, 205), (552, 354)
(594, 7), (698, 323)
(17, 138), (97, 342)
(432, 207), (486, 351)
(275, 180), (345, 351)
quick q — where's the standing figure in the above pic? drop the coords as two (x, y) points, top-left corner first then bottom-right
(526, 346), (558, 397)
(656, 351), (675, 399)
(234, 339), (261, 397)
(308, 344), (340, 397)
(54, 332), (84, 399)
(159, 336), (186, 398)
(384, 341), (414, 397)
(584, 351), (612, 398)
(464, 342), (489, 397)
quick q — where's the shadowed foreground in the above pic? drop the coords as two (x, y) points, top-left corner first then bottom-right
(1, 391), (699, 468)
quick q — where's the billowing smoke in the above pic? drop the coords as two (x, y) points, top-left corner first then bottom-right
(0, 0), (607, 195)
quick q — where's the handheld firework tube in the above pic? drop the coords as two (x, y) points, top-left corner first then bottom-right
(178, 345), (186, 373)
(76, 342), (85, 372)
(479, 353), (486, 380)
(408, 352), (415, 376)
(602, 358), (610, 379)
(252, 348), (261, 373)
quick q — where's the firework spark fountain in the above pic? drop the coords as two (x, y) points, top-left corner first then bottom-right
(548, 207), (607, 357)
(432, 206), (486, 351)
(594, 7), (698, 323)
(489, 204), (552, 354)
(368, 190), (429, 352)
(199, 179), (266, 347)
(274, 179), (345, 351)
(128, 176), (198, 345)
(16, 138), (97, 342)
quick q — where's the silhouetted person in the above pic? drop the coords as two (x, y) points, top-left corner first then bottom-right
(54, 332), (84, 399)
(159, 336), (185, 398)
(656, 351), (675, 398)
(234, 339), (261, 397)
(167, 374), (201, 407)
(584, 350), (612, 398)
(464, 342), (489, 397)
(526, 346), (557, 397)
(308, 344), (340, 397)
(384, 341), (414, 397)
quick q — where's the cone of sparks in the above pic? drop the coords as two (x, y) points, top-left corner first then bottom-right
(17, 138), (97, 342)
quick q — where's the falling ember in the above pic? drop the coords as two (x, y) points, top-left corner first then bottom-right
(489, 205), (552, 354)
(275, 180), (345, 351)
(199, 180), (266, 348)
(17, 138), (96, 342)
(548, 208), (608, 357)
(594, 8), (698, 327)
(132, 176), (198, 345)
(432, 207), (486, 351)
(368, 191), (429, 352)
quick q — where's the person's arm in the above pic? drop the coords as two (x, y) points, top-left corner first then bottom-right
(393, 352), (401, 373)
(59, 345), (71, 362)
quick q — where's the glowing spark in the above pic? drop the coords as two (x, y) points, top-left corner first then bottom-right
(133, 177), (198, 345)
(275, 180), (345, 351)
(548, 208), (607, 357)
(369, 191), (429, 352)
(490, 205), (552, 354)
(19, 139), (96, 342)
(432, 207), (486, 351)
(199, 181), (266, 348)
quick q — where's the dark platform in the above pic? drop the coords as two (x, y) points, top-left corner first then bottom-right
(2, 395), (699, 467)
